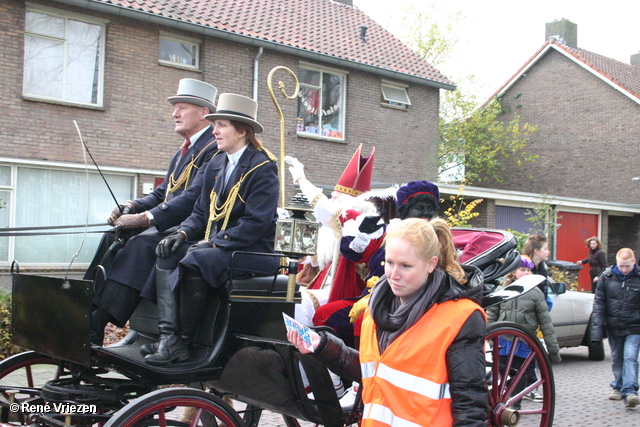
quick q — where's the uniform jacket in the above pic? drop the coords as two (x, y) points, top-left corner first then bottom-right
(591, 266), (640, 340)
(134, 126), (219, 231)
(312, 266), (489, 426)
(172, 145), (280, 288)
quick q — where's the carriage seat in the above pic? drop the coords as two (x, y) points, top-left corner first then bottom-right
(130, 273), (298, 341)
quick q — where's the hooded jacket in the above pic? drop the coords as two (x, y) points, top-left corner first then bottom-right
(592, 265), (640, 340)
(312, 265), (488, 426)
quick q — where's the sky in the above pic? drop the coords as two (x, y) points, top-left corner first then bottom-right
(353, 0), (640, 100)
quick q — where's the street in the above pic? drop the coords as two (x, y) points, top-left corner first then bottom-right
(255, 339), (640, 426)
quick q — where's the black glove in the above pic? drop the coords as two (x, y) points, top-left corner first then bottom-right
(107, 201), (135, 225)
(187, 240), (214, 253)
(156, 231), (187, 258)
(358, 212), (386, 234)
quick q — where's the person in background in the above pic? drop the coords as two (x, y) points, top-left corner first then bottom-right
(577, 236), (608, 294)
(523, 234), (553, 310)
(89, 79), (219, 346)
(288, 218), (488, 426)
(486, 255), (561, 409)
(591, 248), (640, 408)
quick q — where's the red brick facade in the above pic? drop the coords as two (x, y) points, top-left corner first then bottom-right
(1, 0), (441, 198)
(481, 49), (640, 204)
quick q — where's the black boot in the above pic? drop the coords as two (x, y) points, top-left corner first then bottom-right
(90, 308), (114, 346)
(179, 273), (209, 348)
(144, 268), (190, 366)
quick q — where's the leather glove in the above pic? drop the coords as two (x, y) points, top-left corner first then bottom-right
(284, 156), (305, 184)
(358, 212), (386, 234)
(108, 200), (135, 225)
(187, 240), (214, 253)
(550, 353), (562, 364)
(156, 231), (187, 258)
(114, 213), (150, 231)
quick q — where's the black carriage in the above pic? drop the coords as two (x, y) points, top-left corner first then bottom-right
(0, 227), (555, 427)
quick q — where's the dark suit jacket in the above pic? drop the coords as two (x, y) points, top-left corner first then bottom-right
(134, 126), (219, 231)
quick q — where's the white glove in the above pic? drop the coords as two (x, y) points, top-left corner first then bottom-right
(285, 156), (306, 183)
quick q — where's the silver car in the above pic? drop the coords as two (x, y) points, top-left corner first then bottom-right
(548, 282), (604, 360)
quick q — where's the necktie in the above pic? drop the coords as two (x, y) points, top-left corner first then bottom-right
(181, 139), (191, 156)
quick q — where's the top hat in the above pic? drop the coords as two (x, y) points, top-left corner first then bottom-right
(395, 180), (440, 207)
(167, 79), (218, 112)
(334, 144), (375, 197)
(205, 93), (264, 133)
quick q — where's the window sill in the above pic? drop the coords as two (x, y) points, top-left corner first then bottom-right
(296, 132), (346, 143)
(22, 96), (106, 111)
(159, 62), (202, 72)
(380, 102), (408, 111)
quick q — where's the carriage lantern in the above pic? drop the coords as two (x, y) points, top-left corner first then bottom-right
(274, 193), (320, 301)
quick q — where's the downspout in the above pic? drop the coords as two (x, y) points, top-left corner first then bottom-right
(253, 47), (264, 102)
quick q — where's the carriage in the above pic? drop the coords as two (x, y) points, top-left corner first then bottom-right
(0, 225), (556, 427)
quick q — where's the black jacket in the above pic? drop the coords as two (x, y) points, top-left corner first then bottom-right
(312, 265), (488, 427)
(591, 266), (640, 340)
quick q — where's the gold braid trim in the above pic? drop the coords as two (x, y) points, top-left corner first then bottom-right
(204, 159), (271, 239)
(165, 142), (220, 201)
(328, 207), (344, 240)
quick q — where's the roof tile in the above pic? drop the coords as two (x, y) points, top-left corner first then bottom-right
(94, 0), (452, 85)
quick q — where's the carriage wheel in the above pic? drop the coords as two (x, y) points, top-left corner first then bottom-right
(0, 351), (62, 400)
(485, 322), (555, 427)
(104, 387), (244, 427)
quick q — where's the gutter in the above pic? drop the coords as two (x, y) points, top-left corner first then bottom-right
(51, 0), (456, 91)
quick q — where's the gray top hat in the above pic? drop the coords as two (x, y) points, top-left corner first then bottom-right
(205, 93), (264, 133)
(167, 78), (218, 112)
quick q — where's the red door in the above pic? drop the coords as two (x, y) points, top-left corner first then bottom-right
(556, 212), (599, 292)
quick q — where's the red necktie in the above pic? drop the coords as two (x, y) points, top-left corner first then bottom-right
(181, 139), (191, 156)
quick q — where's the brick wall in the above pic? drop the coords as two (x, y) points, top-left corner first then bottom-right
(477, 49), (640, 204)
(2, 0), (441, 201)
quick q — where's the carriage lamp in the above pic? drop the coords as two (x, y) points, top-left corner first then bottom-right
(275, 193), (320, 301)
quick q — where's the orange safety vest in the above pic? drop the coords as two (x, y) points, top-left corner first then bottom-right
(359, 299), (485, 427)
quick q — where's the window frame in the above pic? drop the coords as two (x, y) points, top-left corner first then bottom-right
(0, 159), (144, 268)
(380, 79), (411, 109)
(297, 61), (348, 142)
(23, 3), (108, 108)
(158, 31), (201, 70)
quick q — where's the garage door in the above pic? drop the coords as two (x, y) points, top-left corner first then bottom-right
(556, 212), (599, 292)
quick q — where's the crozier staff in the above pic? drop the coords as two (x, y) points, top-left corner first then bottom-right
(288, 218), (488, 426)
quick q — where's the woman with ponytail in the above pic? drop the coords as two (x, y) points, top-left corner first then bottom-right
(288, 218), (488, 426)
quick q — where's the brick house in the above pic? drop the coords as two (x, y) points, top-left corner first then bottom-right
(459, 19), (640, 289)
(0, 0), (452, 272)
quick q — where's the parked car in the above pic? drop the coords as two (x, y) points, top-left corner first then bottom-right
(548, 282), (604, 360)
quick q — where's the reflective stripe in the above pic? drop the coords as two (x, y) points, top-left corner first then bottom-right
(361, 361), (376, 379)
(374, 361), (450, 400)
(363, 403), (423, 427)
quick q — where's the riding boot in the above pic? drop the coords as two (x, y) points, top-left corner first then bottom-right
(108, 329), (139, 348)
(144, 268), (190, 366)
(90, 308), (114, 346)
(179, 273), (209, 348)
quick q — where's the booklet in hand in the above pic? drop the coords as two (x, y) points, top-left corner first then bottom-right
(283, 312), (314, 352)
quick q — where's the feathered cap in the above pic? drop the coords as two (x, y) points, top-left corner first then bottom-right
(395, 180), (440, 207)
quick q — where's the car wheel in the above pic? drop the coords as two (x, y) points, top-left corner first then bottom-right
(588, 339), (605, 361)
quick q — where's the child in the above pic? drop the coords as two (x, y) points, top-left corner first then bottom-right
(486, 255), (561, 409)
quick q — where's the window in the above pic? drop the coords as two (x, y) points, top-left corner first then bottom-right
(159, 32), (200, 69)
(0, 163), (135, 266)
(381, 80), (411, 108)
(297, 63), (347, 140)
(23, 5), (106, 106)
